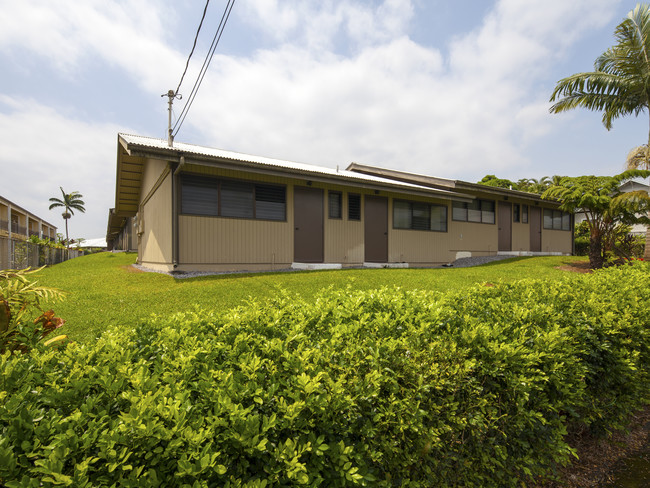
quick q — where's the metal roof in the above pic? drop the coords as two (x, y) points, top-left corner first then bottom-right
(347, 162), (549, 202)
(116, 134), (471, 206)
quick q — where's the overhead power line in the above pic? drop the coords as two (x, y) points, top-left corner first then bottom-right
(174, 0), (211, 98)
(172, 0), (237, 138)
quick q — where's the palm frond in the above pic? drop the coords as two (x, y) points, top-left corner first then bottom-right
(625, 144), (650, 170)
(550, 4), (650, 138)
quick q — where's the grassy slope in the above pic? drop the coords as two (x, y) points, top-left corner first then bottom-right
(33, 252), (586, 343)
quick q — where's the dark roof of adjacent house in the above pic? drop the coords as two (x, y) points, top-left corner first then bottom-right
(346, 163), (549, 202)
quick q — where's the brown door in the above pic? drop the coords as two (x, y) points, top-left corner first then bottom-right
(364, 195), (388, 262)
(530, 206), (541, 252)
(294, 186), (324, 262)
(498, 202), (512, 252)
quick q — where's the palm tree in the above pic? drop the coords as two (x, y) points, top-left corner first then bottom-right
(549, 3), (650, 257)
(48, 187), (85, 249)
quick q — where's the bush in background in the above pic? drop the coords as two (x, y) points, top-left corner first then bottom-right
(0, 268), (66, 354)
(1, 265), (649, 487)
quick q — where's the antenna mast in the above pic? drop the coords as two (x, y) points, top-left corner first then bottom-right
(162, 90), (182, 147)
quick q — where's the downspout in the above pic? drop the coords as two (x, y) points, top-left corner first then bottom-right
(171, 155), (186, 269)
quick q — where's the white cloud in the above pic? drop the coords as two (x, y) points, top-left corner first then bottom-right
(0, 96), (126, 239)
(180, 0), (619, 178)
(0, 0), (182, 89)
(0, 0), (629, 238)
(239, 0), (414, 51)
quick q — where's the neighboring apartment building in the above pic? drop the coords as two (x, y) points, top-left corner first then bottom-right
(107, 134), (573, 272)
(0, 195), (57, 241)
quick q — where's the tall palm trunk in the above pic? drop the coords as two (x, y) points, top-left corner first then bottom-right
(64, 218), (69, 250)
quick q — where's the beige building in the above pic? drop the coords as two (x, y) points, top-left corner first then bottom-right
(0, 196), (57, 242)
(107, 134), (573, 272)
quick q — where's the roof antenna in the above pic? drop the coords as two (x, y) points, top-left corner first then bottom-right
(162, 90), (182, 147)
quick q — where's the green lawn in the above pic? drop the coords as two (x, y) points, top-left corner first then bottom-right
(33, 252), (587, 343)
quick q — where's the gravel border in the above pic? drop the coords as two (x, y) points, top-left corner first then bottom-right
(445, 255), (516, 268)
(132, 255), (515, 278)
(131, 264), (295, 279)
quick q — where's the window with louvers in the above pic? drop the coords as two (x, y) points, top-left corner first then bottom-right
(180, 174), (285, 221)
(180, 175), (219, 216)
(348, 193), (361, 220)
(221, 180), (254, 218)
(255, 184), (286, 220)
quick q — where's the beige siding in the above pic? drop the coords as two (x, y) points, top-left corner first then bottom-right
(511, 222), (530, 252)
(136, 161), (574, 271)
(389, 228), (453, 264)
(139, 169), (172, 267)
(177, 165), (293, 269)
(324, 217), (364, 263)
(323, 188), (364, 264)
(179, 216), (292, 268)
(386, 193), (500, 264)
(447, 220), (498, 256)
(141, 158), (169, 200)
(542, 229), (572, 253)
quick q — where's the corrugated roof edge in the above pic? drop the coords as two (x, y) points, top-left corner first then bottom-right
(118, 133), (470, 199)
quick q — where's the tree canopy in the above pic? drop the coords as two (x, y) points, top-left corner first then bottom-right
(48, 187), (85, 249)
(542, 170), (650, 268)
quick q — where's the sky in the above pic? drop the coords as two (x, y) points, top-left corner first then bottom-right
(0, 0), (647, 239)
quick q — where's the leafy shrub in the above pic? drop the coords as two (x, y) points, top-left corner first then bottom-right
(1, 265), (650, 487)
(0, 268), (66, 353)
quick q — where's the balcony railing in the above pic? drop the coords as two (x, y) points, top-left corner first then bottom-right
(29, 230), (40, 237)
(0, 219), (7, 231)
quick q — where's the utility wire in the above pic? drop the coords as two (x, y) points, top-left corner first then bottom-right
(174, 0), (211, 97)
(173, 0), (236, 137)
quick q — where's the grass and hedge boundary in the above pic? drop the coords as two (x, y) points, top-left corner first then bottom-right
(2, 264), (650, 487)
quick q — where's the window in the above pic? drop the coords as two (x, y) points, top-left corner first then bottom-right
(393, 200), (411, 228)
(481, 200), (495, 224)
(452, 199), (495, 224)
(452, 201), (467, 221)
(348, 193), (361, 220)
(221, 180), (254, 218)
(562, 212), (571, 230)
(468, 200), (481, 222)
(393, 200), (447, 232)
(543, 208), (571, 231)
(180, 174), (285, 221)
(411, 203), (430, 230)
(180, 175), (219, 216)
(513, 204), (520, 223)
(430, 205), (447, 232)
(328, 191), (342, 219)
(522, 205), (528, 223)
(255, 184), (286, 220)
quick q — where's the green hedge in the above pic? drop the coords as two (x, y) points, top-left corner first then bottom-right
(2, 264), (650, 487)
